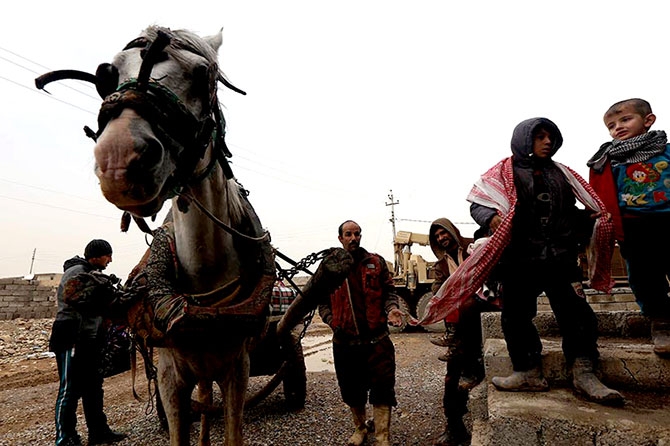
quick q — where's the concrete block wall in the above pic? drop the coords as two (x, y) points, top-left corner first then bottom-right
(0, 277), (57, 320)
(0, 274), (307, 321)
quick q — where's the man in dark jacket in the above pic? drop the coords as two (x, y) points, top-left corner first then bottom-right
(428, 218), (487, 446)
(470, 118), (623, 406)
(50, 239), (127, 446)
(319, 220), (403, 446)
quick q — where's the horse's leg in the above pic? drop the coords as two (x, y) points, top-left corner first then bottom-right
(196, 380), (212, 446)
(158, 350), (195, 446)
(220, 342), (250, 446)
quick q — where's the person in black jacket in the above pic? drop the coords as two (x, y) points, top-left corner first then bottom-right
(470, 118), (624, 406)
(428, 218), (499, 446)
(49, 239), (127, 446)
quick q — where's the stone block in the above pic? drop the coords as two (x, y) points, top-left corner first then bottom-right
(484, 337), (670, 391)
(470, 384), (670, 446)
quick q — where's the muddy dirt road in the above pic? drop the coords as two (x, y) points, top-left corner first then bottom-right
(0, 319), (449, 445)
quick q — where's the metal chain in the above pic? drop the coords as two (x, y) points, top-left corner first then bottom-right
(274, 248), (332, 341)
(274, 248), (331, 281)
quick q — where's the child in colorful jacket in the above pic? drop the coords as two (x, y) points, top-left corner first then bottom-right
(587, 98), (670, 357)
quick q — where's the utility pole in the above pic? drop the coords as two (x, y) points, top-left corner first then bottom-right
(385, 190), (399, 238)
(29, 248), (36, 275)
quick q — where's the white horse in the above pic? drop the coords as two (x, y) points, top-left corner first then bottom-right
(38, 26), (274, 445)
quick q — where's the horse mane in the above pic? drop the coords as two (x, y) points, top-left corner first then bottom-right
(139, 26), (246, 227)
(142, 25), (226, 86)
(224, 178), (246, 226)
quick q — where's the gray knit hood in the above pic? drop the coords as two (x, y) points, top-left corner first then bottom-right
(511, 117), (563, 161)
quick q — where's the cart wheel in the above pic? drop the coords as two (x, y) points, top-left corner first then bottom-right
(282, 332), (307, 410)
(388, 297), (410, 333)
(416, 292), (445, 333)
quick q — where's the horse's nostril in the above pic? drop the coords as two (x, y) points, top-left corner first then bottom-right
(140, 139), (163, 167)
(127, 139), (163, 182)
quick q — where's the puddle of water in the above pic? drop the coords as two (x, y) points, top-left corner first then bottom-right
(303, 334), (335, 372)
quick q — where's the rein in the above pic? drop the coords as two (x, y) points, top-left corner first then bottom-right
(177, 189), (271, 243)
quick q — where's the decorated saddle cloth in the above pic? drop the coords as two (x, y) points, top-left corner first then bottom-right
(411, 157), (614, 327)
(125, 222), (275, 342)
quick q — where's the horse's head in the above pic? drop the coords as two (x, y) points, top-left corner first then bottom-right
(91, 26), (232, 217)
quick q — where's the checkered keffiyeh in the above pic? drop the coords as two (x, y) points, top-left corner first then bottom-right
(587, 130), (667, 172)
(411, 157), (614, 326)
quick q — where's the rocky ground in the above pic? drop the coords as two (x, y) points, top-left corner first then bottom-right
(0, 318), (449, 445)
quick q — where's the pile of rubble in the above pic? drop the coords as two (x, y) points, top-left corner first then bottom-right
(0, 318), (54, 364)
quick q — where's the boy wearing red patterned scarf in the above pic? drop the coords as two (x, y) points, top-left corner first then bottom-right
(588, 98), (670, 357)
(417, 118), (623, 407)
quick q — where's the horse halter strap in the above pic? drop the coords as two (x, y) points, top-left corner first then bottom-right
(97, 30), (219, 192)
(34, 28), (237, 187)
(34, 28), (246, 236)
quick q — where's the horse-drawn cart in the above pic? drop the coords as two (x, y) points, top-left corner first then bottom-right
(246, 282), (307, 410)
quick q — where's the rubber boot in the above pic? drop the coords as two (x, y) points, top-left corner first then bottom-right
(436, 385), (470, 446)
(434, 417), (471, 446)
(373, 405), (392, 446)
(347, 406), (368, 446)
(491, 366), (548, 392)
(651, 320), (670, 357)
(572, 357), (624, 406)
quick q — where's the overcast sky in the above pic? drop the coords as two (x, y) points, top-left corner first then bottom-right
(1, 1), (668, 279)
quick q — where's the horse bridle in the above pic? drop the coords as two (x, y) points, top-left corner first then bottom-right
(35, 29), (244, 195)
(35, 29), (268, 240)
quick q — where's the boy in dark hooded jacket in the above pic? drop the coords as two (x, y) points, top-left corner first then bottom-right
(469, 118), (624, 406)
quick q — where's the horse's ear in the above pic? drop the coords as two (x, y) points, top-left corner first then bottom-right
(204, 28), (223, 52)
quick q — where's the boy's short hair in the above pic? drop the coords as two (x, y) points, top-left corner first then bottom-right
(605, 98), (652, 118)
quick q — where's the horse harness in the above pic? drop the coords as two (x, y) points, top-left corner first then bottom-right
(35, 29), (260, 238)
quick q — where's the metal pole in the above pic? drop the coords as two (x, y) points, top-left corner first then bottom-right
(385, 189), (399, 238)
(29, 248), (36, 274)
(385, 190), (401, 275)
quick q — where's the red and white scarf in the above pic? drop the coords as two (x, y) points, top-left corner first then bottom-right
(411, 157), (614, 326)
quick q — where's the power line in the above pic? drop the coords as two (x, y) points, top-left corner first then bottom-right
(0, 45), (53, 71)
(398, 218), (476, 225)
(0, 47), (370, 202)
(0, 177), (100, 202)
(0, 194), (117, 220)
(0, 47), (428, 226)
(0, 46), (100, 101)
(0, 74), (97, 116)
